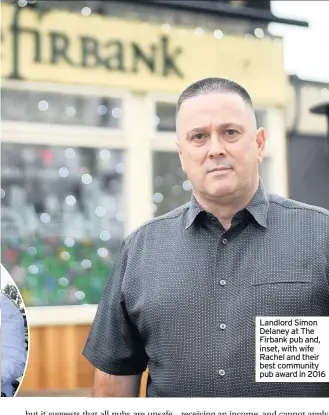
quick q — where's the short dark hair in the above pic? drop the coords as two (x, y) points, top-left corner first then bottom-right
(176, 77), (254, 116)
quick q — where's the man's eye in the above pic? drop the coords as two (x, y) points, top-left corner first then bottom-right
(226, 130), (237, 136)
(192, 133), (206, 140)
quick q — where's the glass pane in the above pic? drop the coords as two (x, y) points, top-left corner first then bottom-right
(153, 152), (191, 217)
(1, 89), (123, 128)
(1, 143), (124, 306)
(155, 102), (176, 132)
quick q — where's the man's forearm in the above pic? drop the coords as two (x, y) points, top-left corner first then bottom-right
(92, 369), (142, 397)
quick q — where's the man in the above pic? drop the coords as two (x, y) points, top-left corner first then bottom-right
(83, 78), (329, 397)
(1, 266), (27, 397)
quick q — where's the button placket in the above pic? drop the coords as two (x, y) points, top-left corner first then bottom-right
(216, 231), (229, 383)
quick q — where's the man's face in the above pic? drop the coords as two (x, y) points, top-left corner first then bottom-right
(176, 92), (266, 202)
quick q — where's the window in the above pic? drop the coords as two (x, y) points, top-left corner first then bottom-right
(155, 102), (176, 132)
(1, 89), (123, 128)
(152, 152), (191, 217)
(1, 143), (124, 306)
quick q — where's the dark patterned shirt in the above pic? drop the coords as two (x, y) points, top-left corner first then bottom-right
(83, 179), (329, 397)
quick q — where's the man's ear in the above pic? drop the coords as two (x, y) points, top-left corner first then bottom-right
(256, 127), (266, 164)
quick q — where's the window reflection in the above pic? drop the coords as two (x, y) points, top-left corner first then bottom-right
(155, 103), (176, 132)
(153, 152), (191, 217)
(1, 143), (124, 306)
(1, 89), (122, 128)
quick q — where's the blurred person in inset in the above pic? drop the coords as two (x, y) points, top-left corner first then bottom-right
(1, 265), (27, 397)
(83, 78), (329, 397)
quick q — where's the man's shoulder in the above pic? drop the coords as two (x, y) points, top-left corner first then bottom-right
(269, 193), (329, 220)
(125, 202), (190, 245)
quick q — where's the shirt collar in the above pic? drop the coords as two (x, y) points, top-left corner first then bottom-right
(185, 193), (204, 230)
(244, 178), (269, 229)
(185, 178), (269, 230)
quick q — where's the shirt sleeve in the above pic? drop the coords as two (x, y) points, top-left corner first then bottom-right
(1, 295), (27, 385)
(82, 237), (148, 375)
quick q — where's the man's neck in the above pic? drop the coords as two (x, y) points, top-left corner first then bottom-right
(194, 180), (259, 231)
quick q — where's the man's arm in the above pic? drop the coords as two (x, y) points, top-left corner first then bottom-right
(83, 238), (148, 395)
(1, 295), (27, 385)
(92, 368), (142, 397)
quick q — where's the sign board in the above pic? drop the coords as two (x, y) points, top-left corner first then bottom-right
(2, 3), (288, 106)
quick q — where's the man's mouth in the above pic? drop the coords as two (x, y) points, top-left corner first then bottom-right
(208, 166), (232, 173)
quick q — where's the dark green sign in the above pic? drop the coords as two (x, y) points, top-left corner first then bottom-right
(7, 6), (184, 80)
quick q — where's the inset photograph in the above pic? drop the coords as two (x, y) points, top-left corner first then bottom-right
(1, 264), (29, 397)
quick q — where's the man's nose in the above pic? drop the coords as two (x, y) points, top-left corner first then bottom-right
(208, 134), (227, 158)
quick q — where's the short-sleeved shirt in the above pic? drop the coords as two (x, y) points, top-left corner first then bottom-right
(83, 180), (329, 397)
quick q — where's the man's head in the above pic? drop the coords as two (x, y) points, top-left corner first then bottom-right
(176, 77), (266, 204)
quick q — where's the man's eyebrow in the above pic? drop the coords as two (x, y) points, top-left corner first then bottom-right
(186, 123), (243, 137)
(186, 127), (206, 136)
(218, 122), (244, 130)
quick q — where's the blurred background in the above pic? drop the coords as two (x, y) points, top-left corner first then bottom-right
(1, 0), (328, 397)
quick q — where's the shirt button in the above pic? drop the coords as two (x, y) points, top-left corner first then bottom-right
(219, 369), (226, 376)
(220, 323), (226, 330)
(222, 238), (228, 245)
(219, 279), (226, 286)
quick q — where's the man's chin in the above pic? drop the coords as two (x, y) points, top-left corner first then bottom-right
(206, 184), (236, 199)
